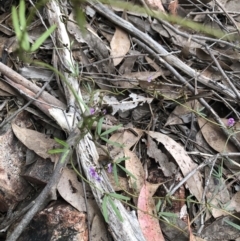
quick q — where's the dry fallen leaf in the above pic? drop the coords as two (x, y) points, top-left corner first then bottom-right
(168, 0), (178, 15)
(110, 27), (130, 66)
(165, 100), (200, 126)
(138, 182), (165, 241)
(118, 71), (163, 88)
(147, 136), (177, 177)
(204, 167), (230, 218)
(201, 212), (240, 240)
(124, 148), (145, 194)
(198, 117), (238, 153)
(12, 123), (57, 161)
(90, 214), (108, 241)
(146, 130), (203, 202)
(228, 191), (240, 212)
(57, 167), (86, 212)
(145, 0), (165, 12)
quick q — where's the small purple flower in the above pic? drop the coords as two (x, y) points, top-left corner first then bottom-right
(227, 118), (235, 127)
(89, 167), (97, 177)
(107, 163), (112, 173)
(89, 167), (101, 181)
(102, 109), (107, 115)
(95, 175), (101, 181)
(147, 76), (152, 83)
(89, 108), (95, 115)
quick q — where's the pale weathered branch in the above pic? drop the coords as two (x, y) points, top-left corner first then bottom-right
(46, 0), (145, 240)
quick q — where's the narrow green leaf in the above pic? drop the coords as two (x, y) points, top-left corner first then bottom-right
(21, 31), (30, 51)
(75, 8), (87, 34)
(117, 164), (136, 179)
(166, 196), (172, 206)
(108, 197), (123, 222)
(97, 117), (104, 136)
(100, 136), (123, 147)
(186, 195), (193, 208)
(54, 137), (69, 148)
(115, 157), (129, 164)
(156, 199), (161, 212)
(113, 164), (119, 186)
(12, 6), (21, 39)
(224, 219), (240, 231)
(159, 212), (178, 218)
(108, 192), (130, 201)
(60, 149), (69, 164)
(48, 149), (66, 154)
(100, 124), (122, 136)
(19, 0), (26, 30)
(102, 195), (109, 223)
(31, 25), (56, 52)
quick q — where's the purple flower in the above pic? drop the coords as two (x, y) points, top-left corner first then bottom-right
(89, 167), (97, 177)
(147, 76), (152, 83)
(107, 163), (112, 173)
(227, 118), (235, 127)
(89, 167), (101, 181)
(95, 175), (101, 181)
(89, 108), (95, 115)
(102, 109), (107, 115)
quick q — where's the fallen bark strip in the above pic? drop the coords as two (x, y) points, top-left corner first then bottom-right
(46, 1), (145, 240)
(0, 63), (76, 131)
(89, 1), (238, 101)
(0, 74), (54, 128)
(0, 62), (66, 110)
(1, 76), (58, 117)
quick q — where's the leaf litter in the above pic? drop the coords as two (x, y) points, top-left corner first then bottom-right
(1, 0), (240, 240)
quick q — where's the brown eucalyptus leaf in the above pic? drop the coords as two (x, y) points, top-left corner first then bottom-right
(165, 100), (200, 126)
(146, 130), (203, 201)
(201, 213), (240, 240)
(137, 182), (165, 241)
(57, 168), (86, 212)
(12, 123), (57, 161)
(145, 0), (165, 11)
(228, 191), (240, 212)
(198, 117), (238, 153)
(110, 27), (130, 66)
(124, 148), (145, 194)
(147, 137), (177, 177)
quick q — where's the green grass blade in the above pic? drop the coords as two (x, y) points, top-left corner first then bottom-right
(97, 117), (104, 136)
(19, 0), (26, 30)
(224, 219), (240, 231)
(108, 197), (123, 222)
(100, 136), (123, 147)
(100, 124), (122, 136)
(102, 195), (109, 223)
(108, 192), (130, 201)
(117, 164), (136, 179)
(21, 31), (30, 51)
(75, 8), (87, 35)
(159, 212), (178, 218)
(48, 148), (66, 154)
(156, 199), (161, 212)
(115, 157), (129, 164)
(54, 137), (69, 148)
(31, 25), (56, 52)
(12, 6), (21, 39)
